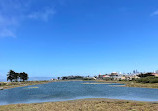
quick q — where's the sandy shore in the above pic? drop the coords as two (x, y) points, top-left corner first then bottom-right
(0, 98), (158, 111)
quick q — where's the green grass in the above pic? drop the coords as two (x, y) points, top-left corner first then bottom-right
(136, 77), (158, 83)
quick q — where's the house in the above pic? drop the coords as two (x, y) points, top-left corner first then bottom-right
(125, 75), (140, 81)
(102, 75), (110, 80)
(109, 72), (118, 80)
(119, 76), (126, 80)
(110, 72), (118, 76)
(152, 73), (158, 77)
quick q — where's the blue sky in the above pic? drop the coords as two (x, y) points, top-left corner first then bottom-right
(0, 0), (158, 78)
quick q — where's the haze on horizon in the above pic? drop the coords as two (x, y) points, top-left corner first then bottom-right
(0, 0), (158, 78)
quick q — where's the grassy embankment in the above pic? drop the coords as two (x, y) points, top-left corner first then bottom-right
(96, 80), (158, 89)
(0, 81), (52, 89)
(0, 98), (158, 111)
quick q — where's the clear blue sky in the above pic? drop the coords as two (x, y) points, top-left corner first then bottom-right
(0, 0), (158, 78)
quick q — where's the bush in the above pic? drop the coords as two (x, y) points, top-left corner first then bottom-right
(83, 78), (95, 80)
(136, 77), (158, 83)
(0, 82), (7, 86)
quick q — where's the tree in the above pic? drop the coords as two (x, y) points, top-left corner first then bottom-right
(137, 73), (154, 78)
(14, 72), (19, 82)
(19, 72), (29, 82)
(7, 70), (29, 82)
(7, 70), (15, 82)
(57, 77), (60, 80)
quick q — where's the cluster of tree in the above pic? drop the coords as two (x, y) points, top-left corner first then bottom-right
(62, 76), (84, 80)
(61, 76), (96, 80)
(83, 77), (96, 80)
(135, 72), (158, 83)
(137, 73), (154, 78)
(136, 76), (158, 83)
(7, 70), (29, 82)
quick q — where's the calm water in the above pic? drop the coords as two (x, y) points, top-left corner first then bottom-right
(0, 81), (158, 105)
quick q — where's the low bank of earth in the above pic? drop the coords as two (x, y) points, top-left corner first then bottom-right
(0, 81), (53, 90)
(0, 98), (158, 111)
(0, 80), (83, 90)
(96, 80), (158, 89)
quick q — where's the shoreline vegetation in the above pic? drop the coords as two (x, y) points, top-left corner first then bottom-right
(0, 81), (52, 90)
(96, 80), (158, 89)
(0, 98), (158, 111)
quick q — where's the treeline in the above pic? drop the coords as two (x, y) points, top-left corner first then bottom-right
(62, 76), (84, 80)
(61, 76), (96, 80)
(136, 73), (158, 83)
(136, 76), (158, 83)
(7, 70), (29, 82)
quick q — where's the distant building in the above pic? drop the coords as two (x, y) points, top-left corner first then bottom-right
(151, 73), (158, 77)
(98, 74), (109, 79)
(115, 75), (126, 81)
(110, 72), (118, 76)
(133, 70), (136, 74)
(132, 70), (139, 74)
(109, 72), (118, 80)
(102, 75), (110, 80)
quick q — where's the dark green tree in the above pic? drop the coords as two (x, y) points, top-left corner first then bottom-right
(138, 73), (154, 78)
(19, 72), (29, 82)
(57, 77), (60, 80)
(7, 70), (29, 82)
(7, 70), (15, 82)
(14, 72), (19, 82)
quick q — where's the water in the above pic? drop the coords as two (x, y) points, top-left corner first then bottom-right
(0, 81), (158, 105)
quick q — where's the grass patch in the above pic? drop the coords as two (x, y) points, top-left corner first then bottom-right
(0, 81), (52, 89)
(96, 80), (158, 89)
(0, 99), (157, 111)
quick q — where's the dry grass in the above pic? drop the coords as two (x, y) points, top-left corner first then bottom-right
(96, 80), (158, 89)
(0, 80), (83, 90)
(0, 81), (52, 89)
(119, 81), (158, 89)
(0, 98), (158, 111)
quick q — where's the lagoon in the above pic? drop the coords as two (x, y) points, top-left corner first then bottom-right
(0, 81), (158, 105)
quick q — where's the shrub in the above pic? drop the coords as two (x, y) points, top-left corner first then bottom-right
(136, 77), (158, 83)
